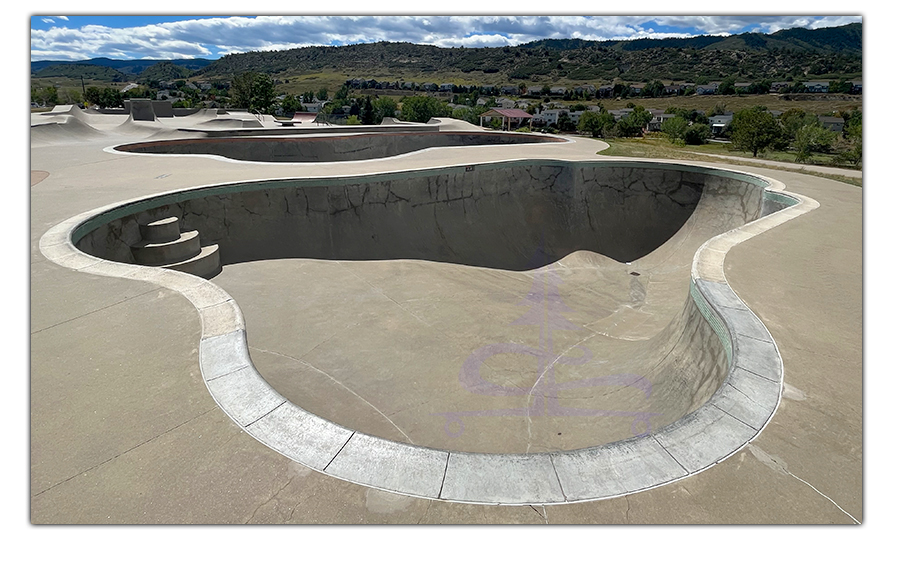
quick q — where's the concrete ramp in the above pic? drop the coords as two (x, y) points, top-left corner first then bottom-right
(431, 117), (490, 131)
(30, 115), (105, 144)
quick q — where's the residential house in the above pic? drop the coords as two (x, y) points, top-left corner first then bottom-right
(596, 85), (614, 98)
(439, 83), (454, 92)
(769, 82), (792, 93)
(851, 81), (862, 94)
(549, 86), (566, 96)
(818, 115), (845, 132)
(803, 81), (830, 93)
(647, 113), (676, 132)
(526, 86), (544, 97)
(696, 83), (719, 95)
(535, 108), (568, 125)
(500, 85), (520, 96)
(609, 108), (634, 121)
(708, 113), (734, 136)
(494, 97), (516, 109)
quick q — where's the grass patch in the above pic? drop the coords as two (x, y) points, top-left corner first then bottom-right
(592, 137), (862, 187)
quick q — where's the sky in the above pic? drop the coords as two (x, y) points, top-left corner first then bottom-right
(29, 14), (863, 62)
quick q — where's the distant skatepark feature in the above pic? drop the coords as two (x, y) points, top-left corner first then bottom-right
(36, 102), (819, 505)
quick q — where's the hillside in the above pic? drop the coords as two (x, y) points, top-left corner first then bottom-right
(31, 23), (862, 87)
(197, 23), (861, 83)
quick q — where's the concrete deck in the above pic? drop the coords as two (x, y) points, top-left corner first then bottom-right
(29, 110), (862, 525)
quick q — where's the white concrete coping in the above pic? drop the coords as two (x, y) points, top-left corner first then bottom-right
(38, 160), (819, 505)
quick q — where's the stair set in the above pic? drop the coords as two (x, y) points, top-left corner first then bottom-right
(131, 216), (221, 278)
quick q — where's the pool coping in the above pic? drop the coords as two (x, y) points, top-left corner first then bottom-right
(38, 159), (819, 506)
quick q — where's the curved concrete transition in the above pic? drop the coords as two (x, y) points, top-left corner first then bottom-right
(111, 131), (567, 163)
(40, 156), (818, 505)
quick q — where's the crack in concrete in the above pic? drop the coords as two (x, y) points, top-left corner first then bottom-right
(32, 405), (219, 498)
(244, 474), (297, 524)
(248, 345), (415, 445)
(748, 444), (860, 524)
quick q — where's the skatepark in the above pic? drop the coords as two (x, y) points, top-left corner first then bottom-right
(30, 103), (862, 523)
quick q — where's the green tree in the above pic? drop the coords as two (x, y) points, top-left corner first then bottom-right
(280, 94), (302, 115)
(683, 123), (711, 145)
(84, 86), (124, 108)
(399, 96), (451, 122)
(361, 96), (376, 125)
(661, 115), (689, 143)
(716, 77), (736, 95)
(730, 107), (781, 157)
(373, 97), (398, 122)
(557, 112), (576, 132)
(230, 71), (276, 112)
(577, 111), (604, 137)
(795, 122), (837, 163)
(317, 87), (329, 101)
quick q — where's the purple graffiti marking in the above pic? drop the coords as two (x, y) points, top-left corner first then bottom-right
(434, 252), (658, 439)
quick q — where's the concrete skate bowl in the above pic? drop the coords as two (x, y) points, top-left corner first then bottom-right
(55, 160), (814, 504)
(110, 131), (567, 163)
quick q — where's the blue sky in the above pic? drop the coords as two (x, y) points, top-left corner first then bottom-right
(29, 14), (863, 62)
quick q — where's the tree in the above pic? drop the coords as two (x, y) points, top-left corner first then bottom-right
(730, 107), (781, 157)
(795, 123), (837, 163)
(361, 96), (376, 124)
(84, 86), (124, 108)
(661, 115), (689, 143)
(230, 71), (276, 112)
(280, 94), (302, 115)
(316, 87), (329, 101)
(373, 97), (398, 122)
(683, 123), (711, 145)
(557, 112), (576, 132)
(399, 96), (451, 122)
(577, 111), (604, 137)
(716, 77), (736, 95)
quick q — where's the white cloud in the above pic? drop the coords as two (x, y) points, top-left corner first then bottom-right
(30, 15), (863, 61)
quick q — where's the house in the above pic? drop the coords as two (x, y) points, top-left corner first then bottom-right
(439, 83), (454, 92)
(549, 87), (566, 96)
(574, 84), (596, 96)
(494, 97), (516, 109)
(850, 81), (863, 94)
(708, 113), (734, 136)
(526, 86), (544, 97)
(596, 85), (614, 98)
(422, 83), (438, 91)
(735, 82), (752, 93)
(535, 108), (568, 125)
(500, 85), (520, 96)
(769, 82), (792, 93)
(515, 100), (531, 110)
(696, 83), (719, 95)
(818, 116), (845, 132)
(303, 101), (326, 113)
(664, 84), (682, 95)
(804, 81), (830, 93)
(608, 108), (634, 121)
(647, 113), (676, 132)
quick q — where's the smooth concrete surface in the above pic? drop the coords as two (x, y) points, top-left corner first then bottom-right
(29, 108), (862, 523)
